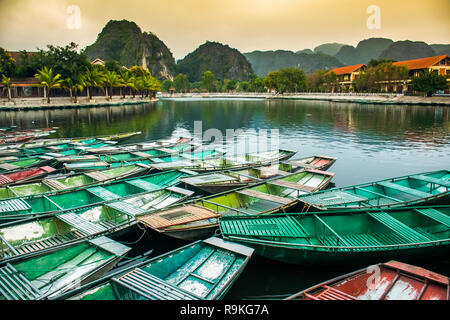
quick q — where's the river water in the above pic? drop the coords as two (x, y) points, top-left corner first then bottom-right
(1, 98), (449, 299)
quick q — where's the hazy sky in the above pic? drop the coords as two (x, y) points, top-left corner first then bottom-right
(0, 0), (448, 60)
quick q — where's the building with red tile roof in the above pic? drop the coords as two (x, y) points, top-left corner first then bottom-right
(393, 55), (449, 77)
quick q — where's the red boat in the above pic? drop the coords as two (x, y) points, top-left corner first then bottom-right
(0, 135), (36, 145)
(0, 166), (57, 186)
(286, 261), (449, 300)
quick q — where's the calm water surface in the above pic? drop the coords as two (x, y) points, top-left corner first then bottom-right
(1, 98), (449, 299)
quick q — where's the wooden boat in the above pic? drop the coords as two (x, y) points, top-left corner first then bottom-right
(55, 237), (254, 300)
(0, 170), (193, 223)
(148, 149), (297, 173)
(0, 155), (56, 173)
(137, 169), (335, 241)
(62, 148), (224, 172)
(0, 166), (57, 187)
(284, 155), (337, 171)
(218, 205), (450, 265)
(297, 170), (450, 211)
(0, 135), (36, 145)
(0, 163), (150, 199)
(0, 236), (131, 300)
(178, 157), (334, 194)
(0, 185), (194, 261)
(286, 260), (449, 300)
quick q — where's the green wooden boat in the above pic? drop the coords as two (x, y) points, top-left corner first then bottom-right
(137, 169), (335, 241)
(219, 205), (450, 266)
(0, 170), (193, 222)
(0, 164), (151, 199)
(179, 155), (335, 194)
(148, 149), (297, 173)
(297, 170), (450, 211)
(0, 185), (194, 261)
(0, 236), (131, 300)
(284, 155), (337, 171)
(0, 156), (56, 173)
(55, 237), (254, 300)
(61, 148), (225, 172)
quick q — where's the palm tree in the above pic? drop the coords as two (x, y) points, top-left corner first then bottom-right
(34, 66), (63, 104)
(83, 67), (106, 100)
(1, 75), (12, 102)
(63, 76), (84, 103)
(120, 71), (136, 98)
(103, 71), (123, 100)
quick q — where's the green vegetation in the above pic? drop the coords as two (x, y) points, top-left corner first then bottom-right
(0, 48), (15, 77)
(1, 75), (12, 101)
(379, 41), (436, 61)
(34, 66), (64, 103)
(173, 74), (190, 93)
(352, 63), (408, 93)
(176, 41), (253, 82)
(335, 38), (394, 65)
(264, 68), (307, 93)
(84, 20), (176, 79)
(313, 43), (347, 56)
(412, 71), (448, 96)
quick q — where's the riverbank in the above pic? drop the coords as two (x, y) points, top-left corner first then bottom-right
(0, 96), (157, 111)
(159, 92), (450, 106)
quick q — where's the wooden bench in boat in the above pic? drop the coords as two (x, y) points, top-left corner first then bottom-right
(305, 285), (357, 300)
(410, 175), (450, 188)
(0, 175), (13, 184)
(84, 171), (111, 182)
(236, 189), (292, 205)
(414, 208), (450, 228)
(131, 151), (154, 158)
(57, 212), (107, 235)
(10, 232), (84, 256)
(106, 201), (147, 217)
(86, 186), (121, 201)
(0, 199), (31, 214)
(155, 147), (178, 154)
(112, 269), (200, 300)
(126, 179), (160, 191)
(259, 168), (290, 177)
(368, 211), (432, 243)
(0, 163), (19, 171)
(268, 179), (316, 192)
(42, 179), (68, 190)
(300, 190), (369, 207)
(377, 181), (431, 199)
(0, 263), (43, 300)
(138, 205), (220, 229)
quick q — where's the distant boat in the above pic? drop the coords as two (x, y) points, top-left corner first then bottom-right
(0, 163), (150, 198)
(179, 155), (336, 194)
(54, 237), (254, 301)
(0, 170), (193, 223)
(297, 170), (450, 211)
(219, 205), (450, 265)
(284, 155), (337, 171)
(286, 260), (449, 300)
(0, 236), (131, 300)
(137, 169), (335, 241)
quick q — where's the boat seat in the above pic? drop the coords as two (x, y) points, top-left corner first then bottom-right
(299, 190), (368, 207)
(368, 211), (432, 243)
(220, 216), (310, 239)
(0, 264), (43, 300)
(155, 147), (177, 154)
(57, 212), (107, 235)
(112, 268), (200, 300)
(236, 189), (292, 205)
(314, 286), (357, 300)
(268, 179), (316, 192)
(0, 163), (19, 171)
(126, 179), (161, 191)
(131, 151), (153, 158)
(0, 175), (13, 184)
(84, 171), (111, 181)
(377, 181), (431, 199)
(86, 186), (121, 201)
(106, 201), (147, 217)
(409, 175), (450, 188)
(414, 208), (450, 228)
(0, 199), (31, 214)
(42, 179), (68, 190)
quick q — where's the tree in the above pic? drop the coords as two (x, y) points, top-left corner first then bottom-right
(0, 48), (16, 77)
(412, 71), (447, 97)
(173, 73), (190, 93)
(129, 66), (151, 77)
(83, 66), (106, 99)
(34, 66), (63, 103)
(162, 79), (173, 92)
(62, 76), (84, 103)
(103, 70), (123, 100)
(1, 75), (12, 101)
(104, 60), (122, 73)
(264, 68), (307, 93)
(120, 71), (136, 98)
(201, 70), (216, 92)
